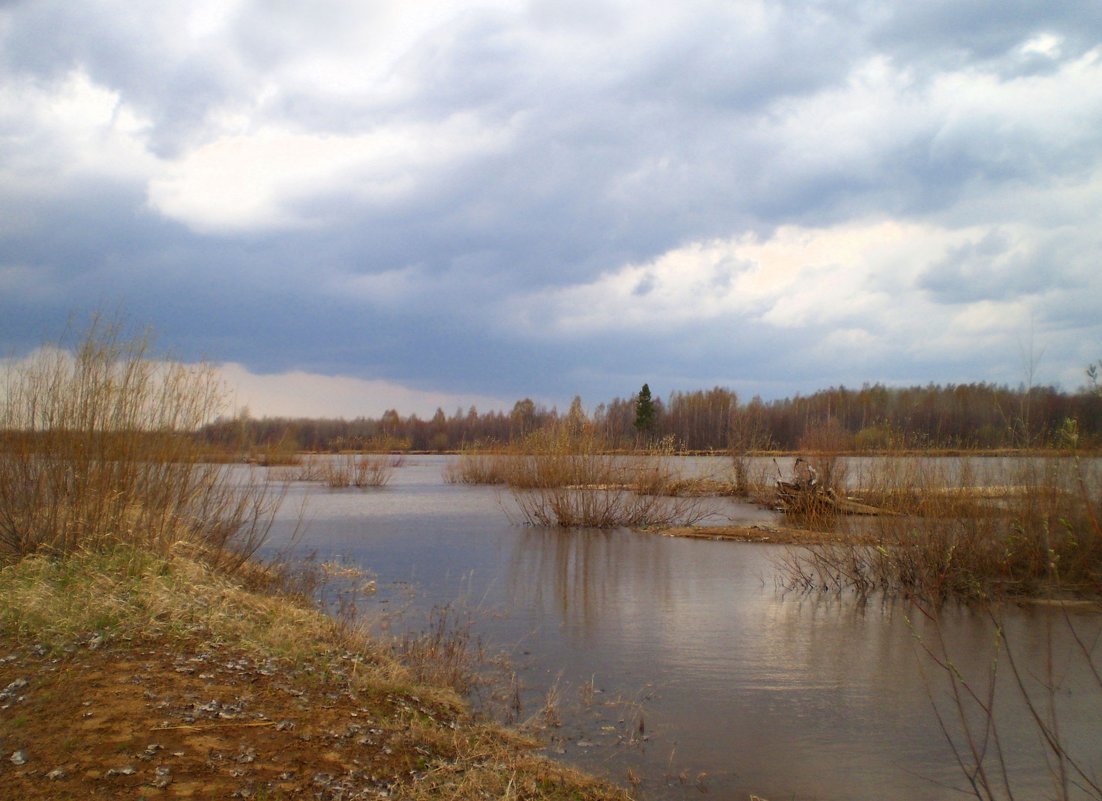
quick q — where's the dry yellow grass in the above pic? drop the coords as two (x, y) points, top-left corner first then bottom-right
(0, 546), (634, 801)
(447, 426), (705, 528)
(779, 445), (1102, 600)
(0, 316), (281, 567)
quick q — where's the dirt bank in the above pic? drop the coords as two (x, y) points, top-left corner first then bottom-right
(0, 551), (631, 801)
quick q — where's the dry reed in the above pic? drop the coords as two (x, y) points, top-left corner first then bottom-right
(392, 605), (484, 696)
(778, 439), (1102, 600)
(273, 453), (405, 487)
(507, 426), (704, 528)
(0, 317), (282, 569)
(443, 443), (512, 485)
(322, 453), (405, 488)
(446, 427), (705, 527)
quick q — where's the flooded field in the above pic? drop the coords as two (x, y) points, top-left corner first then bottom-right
(263, 455), (1102, 801)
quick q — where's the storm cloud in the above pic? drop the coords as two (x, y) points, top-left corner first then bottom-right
(2, 1), (1100, 416)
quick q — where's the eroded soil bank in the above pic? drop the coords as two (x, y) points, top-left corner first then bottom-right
(0, 550), (631, 801)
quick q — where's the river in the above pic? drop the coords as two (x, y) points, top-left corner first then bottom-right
(261, 455), (1102, 801)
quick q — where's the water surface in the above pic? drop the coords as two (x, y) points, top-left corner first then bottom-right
(264, 455), (1102, 800)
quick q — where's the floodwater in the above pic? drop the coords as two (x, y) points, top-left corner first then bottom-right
(261, 455), (1102, 801)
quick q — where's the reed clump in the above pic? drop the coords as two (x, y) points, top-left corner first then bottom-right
(321, 453), (405, 488)
(391, 605), (483, 696)
(274, 452), (405, 487)
(0, 317), (281, 569)
(506, 426), (627, 491)
(447, 426), (704, 526)
(504, 425), (704, 528)
(448, 429), (670, 490)
(443, 442), (513, 485)
(779, 438), (1102, 600)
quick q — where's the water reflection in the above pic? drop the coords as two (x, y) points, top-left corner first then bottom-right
(508, 528), (674, 636)
(270, 456), (1101, 801)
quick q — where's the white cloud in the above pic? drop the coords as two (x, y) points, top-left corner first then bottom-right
(926, 46), (1102, 152)
(508, 220), (970, 335)
(146, 114), (514, 232)
(1019, 33), (1063, 59)
(0, 69), (154, 193)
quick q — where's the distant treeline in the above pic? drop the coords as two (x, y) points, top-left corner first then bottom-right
(200, 381), (1102, 454)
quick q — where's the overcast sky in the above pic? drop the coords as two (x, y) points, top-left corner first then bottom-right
(2, 1), (1101, 418)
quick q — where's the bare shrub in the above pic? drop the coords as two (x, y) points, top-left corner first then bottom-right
(271, 455), (328, 483)
(513, 483), (705, 528)
(508, 425), (625, 490)
(443, 443), (512, 485)
(503, 424), (704, 528)
(0, 316), (282, 569)
(322, 453), (404, 488)
(798, 419), (853, 492)
(446, 429), (623, 490)
(730, 414), (773, 496)
(449, 426), (706, 526)
(912, 600), (1102, 801)
(778, 432), (1102, 600)
(275, 453), (403, 487)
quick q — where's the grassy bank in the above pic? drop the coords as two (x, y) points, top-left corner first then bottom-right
(0, 546), (632, 800)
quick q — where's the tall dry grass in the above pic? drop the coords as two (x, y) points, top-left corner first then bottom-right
(446, 428), (624, 491)
(454, 425), (705, 527)
(778, 433), (1102, 600)
(443, 444), (512, 485)
(273, 453), (405, 487)
(797, 420), (852, 493)
(391, 605), (484, 696)
(0, 317), (282, 569)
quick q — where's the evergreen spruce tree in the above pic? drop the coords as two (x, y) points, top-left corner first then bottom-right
(634, 383), (656, 435)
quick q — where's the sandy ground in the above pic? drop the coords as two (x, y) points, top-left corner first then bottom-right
(0, 636), (440, 800)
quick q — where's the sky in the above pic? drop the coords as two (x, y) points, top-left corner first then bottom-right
(2, 1), (1101, 419)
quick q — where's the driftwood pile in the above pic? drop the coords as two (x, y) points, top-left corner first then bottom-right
(775, 459), (898, 516)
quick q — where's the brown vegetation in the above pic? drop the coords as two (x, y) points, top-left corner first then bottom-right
(0, 319), (632, 801)
(910, 599), (1102, 801)
(445, 426), (706, 528)
(777, 429), (1102, 601)
(442, 444), (519, 487)
(0, 318), (280, 570)
(274, 453), (406, 488)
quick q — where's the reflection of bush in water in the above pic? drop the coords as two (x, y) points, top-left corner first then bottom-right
(779, 434), (1102, 800)
(911, 598), (1102, 801)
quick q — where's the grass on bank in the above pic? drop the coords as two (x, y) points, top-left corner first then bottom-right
(0, 545), (633, 801)
(0, 318), (632, 799)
